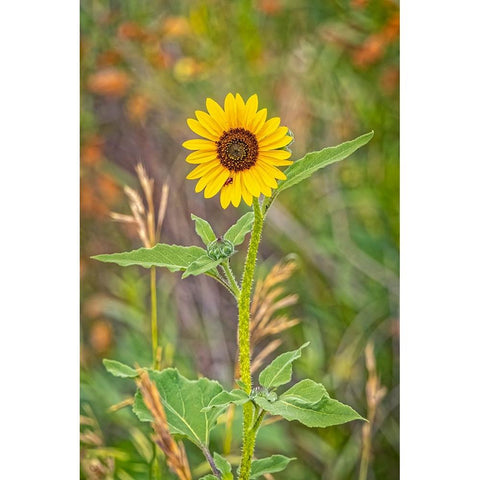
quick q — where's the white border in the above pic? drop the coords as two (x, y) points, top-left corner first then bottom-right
(401, 1), (480, 478)
(1, 1), (79, 477)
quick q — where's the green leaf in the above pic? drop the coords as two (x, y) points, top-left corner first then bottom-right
(255, 379), (364, 428)
(250, 455), (296, 479)
(268, 132), (374, 206)
(103, 359), (138, 378)
(92, 244), (206, 272)
(191, 214), (217, 246)
(258, 342), (309, 390)
(224, 212), (254, 246)
(181, 255), (223, 279)
(235, 379), (248, 391)
(133, 368), (226, 447)
(199, 475), (217, 480)
(202, 389), (250, 411)
(214, 452), (233, 480)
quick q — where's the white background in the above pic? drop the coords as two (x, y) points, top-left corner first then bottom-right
(1, 1), (479, 478)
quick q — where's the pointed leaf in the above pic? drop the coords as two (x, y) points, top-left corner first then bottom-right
(191, 214), (217, 246)
(265, 132), (374, 211)
(181, 255), (223, 279)
(214, 452), (233, 480)
(133, 368), (225, 447)
(250, 455), (295, 479)
(92, 244), (206, 272)
(103, 359), (138, 378)
(277, 131), (373, 193)
(224, 212), (254, 245)
(255, 379), (364, 428)
(199, 476), (217, 480)
(258, 342), (309, 390)
(202, 389), (250, 411)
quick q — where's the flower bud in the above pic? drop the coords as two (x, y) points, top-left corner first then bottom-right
(207, 237), (235, 261)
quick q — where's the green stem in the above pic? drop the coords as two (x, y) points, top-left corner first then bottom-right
(252, 409), (266, 434)
(222, 260), (240, 298)
(238, 197), (264, 480)
(205, 271), (237, 298)
(200, 445), (222, 479)
(150, 267), (159, 369)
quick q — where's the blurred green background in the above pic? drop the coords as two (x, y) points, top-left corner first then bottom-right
(80, 0), (399, 479)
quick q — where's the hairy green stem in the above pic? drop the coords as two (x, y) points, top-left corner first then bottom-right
(222, 260), (240, 298)
(150, 267), (159, 369)
(238, 197), (264, 480)
(240, 406), (266, 480)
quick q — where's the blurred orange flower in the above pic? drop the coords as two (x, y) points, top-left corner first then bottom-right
(351, 0), (368, 9)
(87, 68), (131, 97)
(352, 34), (385, 67)
(117, 21), (146, 40)
(352, 12), (399, 68)
(162, 16), (190, 37)
(81, 174), (120, 217)
(380, 66), (399, 95)
(81, 135), (104, 166)
(89, 319), (113, 354)
(96, 49), (123, 68)
(257, 0), (282, 15)
(127, 94), (151, 123)
(81, 183), (107, 217)
(97, 174), (120, 205)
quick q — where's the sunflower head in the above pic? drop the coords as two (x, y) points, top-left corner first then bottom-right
(183, 93), (293, 208)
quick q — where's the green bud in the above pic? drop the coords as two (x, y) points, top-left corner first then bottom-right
(207, 237), (235, 261)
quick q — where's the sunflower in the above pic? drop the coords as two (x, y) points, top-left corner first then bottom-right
(183, 93), (293, 208)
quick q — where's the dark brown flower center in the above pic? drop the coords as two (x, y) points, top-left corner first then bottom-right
(216, 128), (258, 171)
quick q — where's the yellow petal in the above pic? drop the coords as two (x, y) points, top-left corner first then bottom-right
(204, 168), (230, 198)
(206, 98), (228, 129)
(220, 184), (232, 209)
(186, 151), (218, 164)
(231, 173), (242, 207)
(187, 118), (217, 141)
(183, 139), (217, 151)
(194, 164), (225, 192)
(240, 172), (253, 206)
(260, 135), (293, 150)
(243, 169), (261, 197)
(258, 149), (292, 160)
(244, 94), (259, 131)
(195, 110), (224, 137)
(250, 166), (272, 196)
(257, 159), (287, 180)
(250, 108), (267, 135)
(253, 163), (278, 189)
(235, 93), (246, 127)
(258, 125), (289, 146)
(186, 160), (218, 180)
(258, 154), (293, 167)
(256, 117), (281, 141)
(224, 93), (237, 129)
